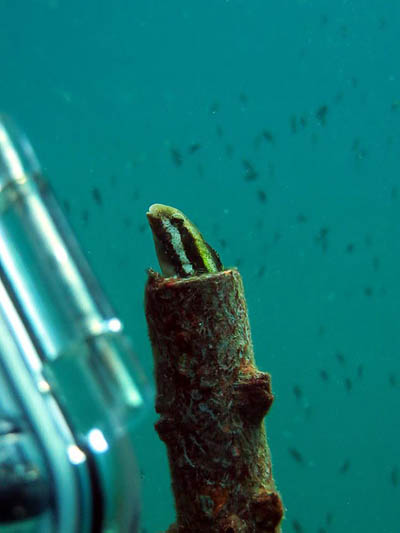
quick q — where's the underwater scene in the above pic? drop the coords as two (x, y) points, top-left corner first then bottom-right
(1, 1), (399, 532)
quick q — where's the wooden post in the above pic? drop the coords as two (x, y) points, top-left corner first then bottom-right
(145, 267), (283, 533)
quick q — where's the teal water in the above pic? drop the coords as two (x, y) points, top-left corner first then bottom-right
(1, 1), (399, 531)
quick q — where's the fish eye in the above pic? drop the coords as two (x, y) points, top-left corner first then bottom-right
(171, 213), (184, 222)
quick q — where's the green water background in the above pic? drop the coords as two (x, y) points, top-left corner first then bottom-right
(1, 1), (399, 531)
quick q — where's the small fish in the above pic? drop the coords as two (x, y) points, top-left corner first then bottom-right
(288, 447), (304, 464)
(336, 352), (346, 365)
(122, 217), (132, 228)
(345, 243), (355, 253)
(91, 187), (102, 206)
(364, 286), (373, 297)
(344, 377), (352, 392)
(293, 384), (302, 400)
(296, 213), (308, 223)
(242, 159), (258, 181)
(319, 369), (329, 382)
(357, 364), (364, 379)
(389, 373), (397, 388)
(170, 147), (182, 167)
(299, 115), (307, 128)
(316, 105), (328, 126)
(315, 227), (329, 253)
(209, 101), (220, 115)
(257, 265), (265, 278)
(146, 204), (223, 278)
(188, 143), (201, 154)
(335, 91), (344, 103)
(339, 459), (350, 474)
(257, 190), (267, 203)
(262, 129), (275, 143)
(225, 144), (234, 158)
(292, 519), (303, 532)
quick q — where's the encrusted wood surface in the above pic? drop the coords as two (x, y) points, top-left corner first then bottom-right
(145, 268), (283, 533)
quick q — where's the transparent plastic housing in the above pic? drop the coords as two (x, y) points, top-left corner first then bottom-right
(0, 115), (150, 532)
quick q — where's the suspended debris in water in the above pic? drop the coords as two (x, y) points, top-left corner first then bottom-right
(290, 114), (297, 134)
(325, 512), (333, 526)
(122, 216), (132, 228)
(239, 92), (248, 104)
(390, 466), (399, 487)
(62, 199), (71, 214)
(391, 100), (400, 111)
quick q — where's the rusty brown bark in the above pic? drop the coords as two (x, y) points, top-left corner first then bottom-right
(145, 268), (283, 533)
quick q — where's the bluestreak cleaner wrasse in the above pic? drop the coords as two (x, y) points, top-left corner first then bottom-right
(146, 204), (223, 278)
